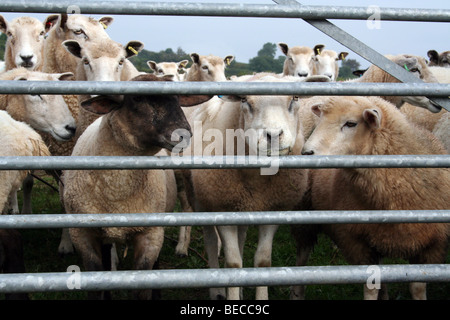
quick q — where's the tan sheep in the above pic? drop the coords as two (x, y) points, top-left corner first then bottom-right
(187, 74), (329, 300)
(352, 54), (441, 113)
(427, 50), (450, 67)
(0, 110), (50, 214)
(0, 15), (46, 71)
(62, 74), (211, 299)
(313, 48), (348, 81)
(147, 60), (189, 81)
(185, 53), (234, 82)
(278, 43), (324, 78)
(296, 96), (450, 300)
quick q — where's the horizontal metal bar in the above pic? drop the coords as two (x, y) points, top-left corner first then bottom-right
(0, 155), (449, 171)
(1, 1), (450, 22)
(0, 80), (449, 97)
(0, 264), (448, 293)
(0, 211), (449, 229)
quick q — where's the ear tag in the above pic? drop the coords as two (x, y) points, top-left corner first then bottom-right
(226, 58), (231, 65)
(341, 53), (345, 60)
(403, 64), (410, 72)
(316, 48), (321, 55)
(128, 46), (138, 55)
(100, 21), (108, 29)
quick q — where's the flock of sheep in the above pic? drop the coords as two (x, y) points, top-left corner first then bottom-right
(0, 13), (449, 301)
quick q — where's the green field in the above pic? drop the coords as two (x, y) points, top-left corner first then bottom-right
(2, 172), (449, 300)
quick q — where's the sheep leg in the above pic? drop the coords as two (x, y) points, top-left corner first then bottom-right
(175, 170), (193, 257)
(175, 226), (192, 257)
(290, 225), (320, 300)
(217, 225), (247, 300)
(254, 224), (278, 300)
(132, 227), (164, 300)
(58, 228), (75, 255)
(69, 228), (108, 299)
(203, 225), (226, 300)
(20, 174), (34, 214)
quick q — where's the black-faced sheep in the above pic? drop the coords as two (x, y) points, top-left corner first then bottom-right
(62, 74), (211, 299)
(295, 96), (450, 300)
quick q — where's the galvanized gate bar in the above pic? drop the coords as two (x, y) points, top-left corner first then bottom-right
(0, 155), (449, 170)
(0, 264), (449, 293)
(0, 80), (449, 97)
(273, 0), (450, 111)
(0, 1), (449, 21)
(0, 211), (449, 229)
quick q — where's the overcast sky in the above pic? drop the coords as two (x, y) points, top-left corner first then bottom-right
(1, 0), (449, 69)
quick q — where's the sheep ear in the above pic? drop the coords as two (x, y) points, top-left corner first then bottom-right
(98, 16), (113, 28)
(363, 109), (381, 129)
(178, 60), (189, 69)
(57, 72), (74, 81)
(0, 15), (8, 33)
(278, 43), (289, 56)
(125, 41), (144, 58)
(311, 103), (323, 117)
(427, 50), (439, 65)
(147, 61), (157, 71)
(313, 44), (325, 55)
(190, 53), (200, 64)
(80, 95), (123, 115)
(224, 55), (234, 66)
(178, 95), (213, 107)
(62, 40), (82, 58)
(218, 95), (243, 102)
(44, 14), (59, 33)
(338, 52), (349, 60)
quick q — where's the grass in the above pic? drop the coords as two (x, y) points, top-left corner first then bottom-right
(1, 171), (449, 300)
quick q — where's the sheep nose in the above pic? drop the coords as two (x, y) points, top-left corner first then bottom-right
(265, 129), (283, 142)
(324, 73), (333, 79)
(20, 55), (33, 62)
(301, 149), (314, 155)
(65, 124), (76, 137)
(298, 72), (309, 77)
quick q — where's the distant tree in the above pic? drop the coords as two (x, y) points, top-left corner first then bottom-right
(338, 58), (361, 80)
(248, 42), (283, 73)
(0, 33), (6, 61)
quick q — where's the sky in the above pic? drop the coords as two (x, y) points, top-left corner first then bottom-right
(1, 0), (450, 69)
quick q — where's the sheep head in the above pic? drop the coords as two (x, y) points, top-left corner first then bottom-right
(0, 15), (45, 71)
(80, 74), (211, 152)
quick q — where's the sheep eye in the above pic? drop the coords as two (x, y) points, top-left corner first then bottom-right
(118, 59), (125, 66)
(6, 31), (12, 37)
(73, 29), (83, 35)
(410, 68), (419, 73)
(157, 69), (164, 74)
(39, 30), (45, 36)
(202, 65), (209, 70)
(83, 58), (90, 65)
(343, 121), (357, 129)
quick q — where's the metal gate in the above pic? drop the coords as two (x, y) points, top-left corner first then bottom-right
(0, 1), (449, 299)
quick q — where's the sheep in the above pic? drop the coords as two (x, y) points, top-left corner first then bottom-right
(0, 229), (28, 300)
(0, 68), (75, 215)
(0, 61), (5, 73)
(0, 109), (50, 214)
(62, 74), (211, 299)
(313, 49), (349, 80)
(278, 43), (324, 78)
(186, 73), (330, 300)
(295, 95), (450, 300)
(147, 60), (189, 81)
(185, 53), (234, 82)
(62, 38), (144, 141)
(0, 15), (46, 71)
(427, 50), (450, 67)
(351, 54), (441, 113)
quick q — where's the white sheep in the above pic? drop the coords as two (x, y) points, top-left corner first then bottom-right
(147, 60), (189, 81)
(427, 50), (450, 67)
(186, 73), (330, 300)
(0, 15), (46, 71)
(297, 95), (450, 300)
(0, 67), (75, 214)
(0, 110), (50, 214)
(313, 48), (348, 81)
(278, 43), (324, 78)
(62, 74), (211, 299)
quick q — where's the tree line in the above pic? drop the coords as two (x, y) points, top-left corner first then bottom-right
(0, 34), (360, 80)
